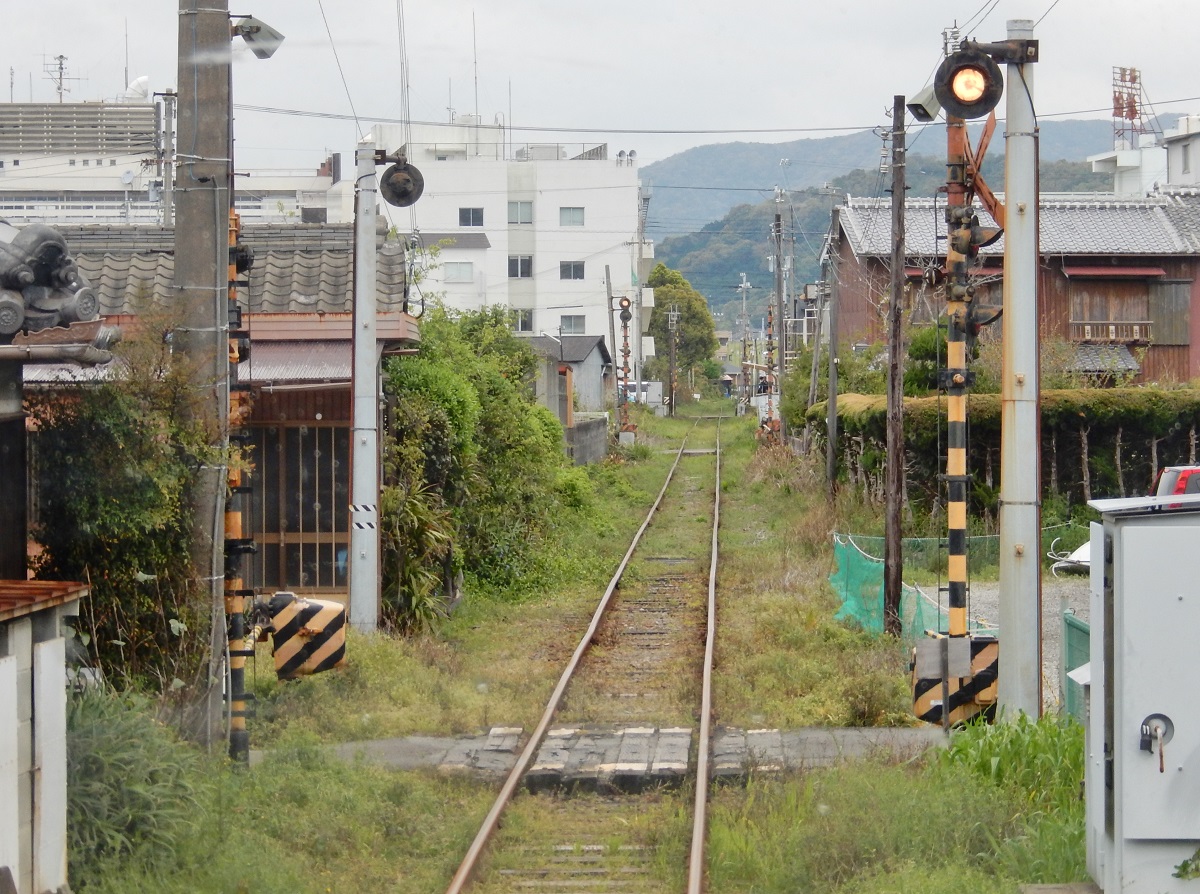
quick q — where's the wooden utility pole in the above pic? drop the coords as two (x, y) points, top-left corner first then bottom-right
(884, 95), (906, 636)
(175, 0), (232, 745)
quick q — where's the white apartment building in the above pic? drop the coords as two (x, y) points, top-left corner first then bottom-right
(374, 116), (654, 344)
(0, 100), (347, 224)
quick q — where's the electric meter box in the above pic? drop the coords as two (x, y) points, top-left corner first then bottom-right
(1086, 496), (1200, 893)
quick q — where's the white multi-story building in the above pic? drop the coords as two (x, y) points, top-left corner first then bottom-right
(0, 99), (347, 224)
(374, 116), (654, 344)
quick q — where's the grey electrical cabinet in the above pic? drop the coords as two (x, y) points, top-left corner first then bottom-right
(1087, 496), (1200, 893)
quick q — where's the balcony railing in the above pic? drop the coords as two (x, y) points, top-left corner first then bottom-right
(1070, 320), (1153, 344)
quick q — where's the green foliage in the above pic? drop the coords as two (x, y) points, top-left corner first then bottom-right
(381, 305), (571, 624)
(644, 263), (719, 381)
(27, 314), (213, 690)
(809, 386), (1200, 511)
(67, 687), (214, 886)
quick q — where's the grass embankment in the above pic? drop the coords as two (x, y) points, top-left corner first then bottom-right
(68, 400), (1087, 893)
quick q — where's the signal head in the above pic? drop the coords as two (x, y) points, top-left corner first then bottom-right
(934, 47), (1004, 119)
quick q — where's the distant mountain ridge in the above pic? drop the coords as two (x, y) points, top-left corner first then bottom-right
(642, 118), (1116, 239)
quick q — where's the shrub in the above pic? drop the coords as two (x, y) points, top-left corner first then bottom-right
(67, 687), (214, 886)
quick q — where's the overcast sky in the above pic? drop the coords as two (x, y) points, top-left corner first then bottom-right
(4, 0), (1198, 174)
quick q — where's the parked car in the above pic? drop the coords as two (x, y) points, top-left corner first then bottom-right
(1150, 465), (1200, 498)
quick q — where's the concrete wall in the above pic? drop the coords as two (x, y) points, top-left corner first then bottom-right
(566, 416), (609, 465)
(0, 601), (75, 894)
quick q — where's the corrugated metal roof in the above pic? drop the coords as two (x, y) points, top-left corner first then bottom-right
(234, 341), (355, 383)
(418, 232), (492, 250)
(839, 191), (1200, 259)
(0, 580), (87, 624)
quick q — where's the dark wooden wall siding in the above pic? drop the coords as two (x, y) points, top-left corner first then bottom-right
(250, 387), (351, 425)
(1149, 280), (1192, 345)
(1142, 345), (1190, 384)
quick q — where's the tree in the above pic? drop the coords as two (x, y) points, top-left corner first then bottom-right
(645, 263), (718, 382)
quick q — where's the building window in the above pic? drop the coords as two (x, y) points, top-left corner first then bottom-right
(11, 160), (18, 167)
(109, 159), (117, 166)
(512, 308), (534, 332)
(82, 159), (89, 167)
(1184, 144), (1192, 175)
(508, 255), (532, 278)
(560, 315), (586, 335)
(69, 159), (76, 167)
(244, 424), (350, 591)
(560, 261), (585, 280)
(444, 261), (474, 283)
(560, 206), (585, 226)
(459, 207), (483, 226)
(508, 200), (533, 225)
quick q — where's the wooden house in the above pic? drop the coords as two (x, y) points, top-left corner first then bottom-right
(829, 189), (1200, 383)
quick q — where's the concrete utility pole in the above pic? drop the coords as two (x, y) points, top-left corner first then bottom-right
(998, 18), (1043, 717)
(634, 186), (650, 390)
(884, 95), (906, 637)
(773, 191), (786, 436)
(349, 138), (381, 633)
(668, 303), (679, 417)
(175, 0), (232, 744)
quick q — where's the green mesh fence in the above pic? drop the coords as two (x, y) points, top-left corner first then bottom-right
(830, 534), (1000, 646)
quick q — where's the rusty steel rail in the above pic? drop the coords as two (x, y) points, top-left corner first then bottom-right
(444, 420), (722, 894)
(687, 417), (720, 894)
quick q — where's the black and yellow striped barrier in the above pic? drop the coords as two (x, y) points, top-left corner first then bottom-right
(262, 591), (347, 680)
(911, 634), (998, 726)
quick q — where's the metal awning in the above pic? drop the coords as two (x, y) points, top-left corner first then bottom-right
(1062, 266), (1166, 278)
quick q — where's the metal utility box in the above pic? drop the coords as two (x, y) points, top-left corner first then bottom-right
(1086, 497), (1200, 893)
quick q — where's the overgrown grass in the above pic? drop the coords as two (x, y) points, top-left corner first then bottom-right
(73, 399), (1087, 890)
(69, 689), (496, 894)
(703, 715), (1086, 892)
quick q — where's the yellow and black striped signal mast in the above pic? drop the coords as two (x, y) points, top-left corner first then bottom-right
(913, 40), (1007, 726)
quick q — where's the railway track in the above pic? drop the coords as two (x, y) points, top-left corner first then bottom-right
(445, 419), (724, 894)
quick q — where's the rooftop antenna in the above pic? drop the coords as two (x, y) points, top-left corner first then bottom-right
(124, 19), (129, 94)
(43, 55), (81, 103)
(447, 78), (454, 123)
(472, 10), (478, 118)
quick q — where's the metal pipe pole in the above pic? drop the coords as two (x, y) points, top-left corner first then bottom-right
(349, 139), (380, 633)
(998, 18), (1043, 717)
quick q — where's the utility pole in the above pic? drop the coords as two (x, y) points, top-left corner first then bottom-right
(175, 0), (232, 745)
(606, 264), (618, 411)
(825, 209), (840, 494)
(349, 138), (381, 634)
(884, 95), (906, 637)
(634, 186), (650, 390)
(998, 18), (1042, 717)
(162, 91), (176, 227)
(773, 189), (786, 437)
(667, 303), (679, 417)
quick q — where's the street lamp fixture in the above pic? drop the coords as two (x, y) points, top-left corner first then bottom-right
(231, 15), (285, 59)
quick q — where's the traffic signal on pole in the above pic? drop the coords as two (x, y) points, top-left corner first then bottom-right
(618, 296), (632, 323)
(934, 46), (1004, 119)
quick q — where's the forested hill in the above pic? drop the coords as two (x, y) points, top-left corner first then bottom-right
(656, 150), (1113, 330)
(642, 117), (1115, 240)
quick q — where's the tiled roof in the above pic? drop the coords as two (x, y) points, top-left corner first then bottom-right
(60, 223), (408, 315)
(527, 334), (611, 365)
(838, 190), (1200, 259)
(1070, 343), (1141, 374)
